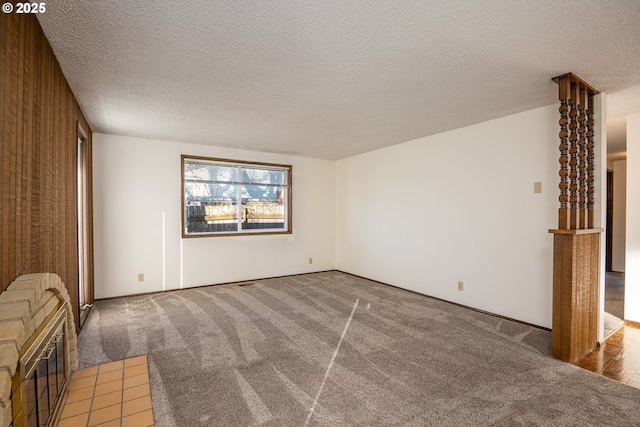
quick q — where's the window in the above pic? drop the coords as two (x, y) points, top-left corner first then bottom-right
(182, 156), (292, 237)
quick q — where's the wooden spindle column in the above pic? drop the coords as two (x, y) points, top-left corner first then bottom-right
(587, 95), (596, 228)
(549, 73), (603, 363)
(568, 83), (580, 229)
(558, 87), (570, 229)
(578, 88), (588, 229)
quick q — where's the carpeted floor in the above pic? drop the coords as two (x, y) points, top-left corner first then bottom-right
(78, 271), (640, 426)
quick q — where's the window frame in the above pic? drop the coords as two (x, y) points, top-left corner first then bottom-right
(181, 155), (292, 238)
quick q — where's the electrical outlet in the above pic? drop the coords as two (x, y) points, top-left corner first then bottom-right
(138, 273), (144, 282)
(309, 257), (313, 264)
(457, 281), (464, 291)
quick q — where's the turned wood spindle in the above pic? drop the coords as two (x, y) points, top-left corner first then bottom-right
(568, 83), (580, 230)
(586, 95), (596, 228)
(578, 88), (589, 229)
(557, 77), (571, 230)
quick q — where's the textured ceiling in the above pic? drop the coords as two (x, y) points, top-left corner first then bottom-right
(37, 1), (640, 160)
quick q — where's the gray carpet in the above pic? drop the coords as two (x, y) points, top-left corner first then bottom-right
(78, 271), (640, 426)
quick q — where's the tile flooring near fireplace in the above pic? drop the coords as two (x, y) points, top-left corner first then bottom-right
(58, 355), (154, 427)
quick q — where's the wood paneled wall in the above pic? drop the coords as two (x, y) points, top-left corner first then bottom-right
(1, 13), (93, 330)
(551, 231), (600, 362)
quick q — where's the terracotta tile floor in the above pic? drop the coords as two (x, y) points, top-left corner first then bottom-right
(58, 356), (154, 427)
(575, 323), (640, 389)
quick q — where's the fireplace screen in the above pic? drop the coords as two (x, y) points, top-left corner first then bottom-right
(16, 303), (67, 427)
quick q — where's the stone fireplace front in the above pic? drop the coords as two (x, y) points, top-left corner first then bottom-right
(0, 273), (79, 427)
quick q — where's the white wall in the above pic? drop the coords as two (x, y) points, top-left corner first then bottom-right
(626, 112), (640, 322)
(336, 105), (559, 328)
(93, 104), (610, 327)
(612, 160), (627, 272)
(93, 133), (336, 299)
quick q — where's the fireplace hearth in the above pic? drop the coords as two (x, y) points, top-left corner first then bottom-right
(15, 303), (67, 427)
(0, 273), (78, 427)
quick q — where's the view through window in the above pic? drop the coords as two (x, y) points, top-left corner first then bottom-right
(182, 156), (292, 237)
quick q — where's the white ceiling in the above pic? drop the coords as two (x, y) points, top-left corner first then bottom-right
(37, 1), (640, 160)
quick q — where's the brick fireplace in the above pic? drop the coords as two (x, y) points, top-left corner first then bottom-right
(0, 274), (79, 427)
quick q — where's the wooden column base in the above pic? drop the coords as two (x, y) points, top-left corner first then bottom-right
(549, 228), (602, 363)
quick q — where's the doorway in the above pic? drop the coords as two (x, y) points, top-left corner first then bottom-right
(604, 165), (626, 337)
(77, 126), (92, 326)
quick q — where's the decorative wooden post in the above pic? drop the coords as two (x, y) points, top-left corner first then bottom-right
(549, 73), (603, 363)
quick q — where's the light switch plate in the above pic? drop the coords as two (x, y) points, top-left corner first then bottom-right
(534, 182), (542, 194)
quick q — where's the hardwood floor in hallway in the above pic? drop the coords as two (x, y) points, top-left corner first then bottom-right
(575, 323), (640, 389)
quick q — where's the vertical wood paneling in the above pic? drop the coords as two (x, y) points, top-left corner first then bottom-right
(4, 15), (19, 279)
(551, 230), (601, 363)
(0, 15), (5, 286)
(1, 14), (94, 331)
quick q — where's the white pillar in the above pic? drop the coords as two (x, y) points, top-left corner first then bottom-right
(612, 159), (627, 272)
(625, 112), (640, 322)
(595, 93), (608, 341)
